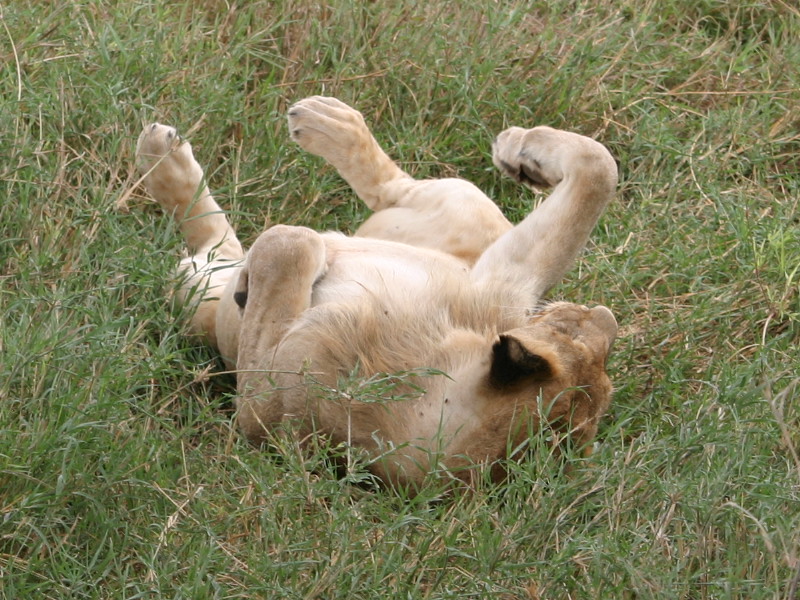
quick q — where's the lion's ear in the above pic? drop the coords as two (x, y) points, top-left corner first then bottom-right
(489, 334), (560, 388)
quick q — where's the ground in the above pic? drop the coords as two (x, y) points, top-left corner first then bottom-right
(0, 1), (798, 598)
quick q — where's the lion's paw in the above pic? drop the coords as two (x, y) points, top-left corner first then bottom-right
(287, 96), (372, 166)
(493, 126), (571, 189)
(135, 123), (204, 210)
(136, 123), (186, 175)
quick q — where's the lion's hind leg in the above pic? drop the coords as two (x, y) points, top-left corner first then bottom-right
(232, 225), (328, 444)
(136, 123), (244, 349)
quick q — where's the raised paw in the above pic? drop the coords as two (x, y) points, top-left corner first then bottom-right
(136, 123), (184, 174)
(492, 126), (567, 189)
(492, 126), (617, 191)
(135, 123), (204, 211)
(287, 96), (373, 167)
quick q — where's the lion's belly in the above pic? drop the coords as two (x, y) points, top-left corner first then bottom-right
(311, 233), (470, 307)
(216, 233), (472, 368)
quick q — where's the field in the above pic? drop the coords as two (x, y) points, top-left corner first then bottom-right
(1, 0), (799, 598)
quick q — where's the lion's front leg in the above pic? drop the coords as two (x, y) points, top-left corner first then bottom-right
(288, 96), (512, 264)
(288, 96), (409, 211)
(471, 126), (618, 302)
(233, 225), (328, 444)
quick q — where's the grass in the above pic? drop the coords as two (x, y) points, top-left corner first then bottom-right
(1, 0), (799, 597)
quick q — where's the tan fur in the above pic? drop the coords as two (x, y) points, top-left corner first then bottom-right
(135, 96), (619, 490)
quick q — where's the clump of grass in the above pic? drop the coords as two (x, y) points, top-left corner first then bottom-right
(1, 0), (799, 597)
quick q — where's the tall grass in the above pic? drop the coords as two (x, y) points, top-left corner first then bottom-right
(1, 0), (798, 597)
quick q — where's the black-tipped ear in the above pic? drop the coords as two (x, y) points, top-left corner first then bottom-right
(489, 334), (555, 388)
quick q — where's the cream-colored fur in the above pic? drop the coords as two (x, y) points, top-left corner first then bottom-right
(135, 96), (619, 490)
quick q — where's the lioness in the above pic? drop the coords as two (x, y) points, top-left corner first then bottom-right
(135, 96), (618, 489)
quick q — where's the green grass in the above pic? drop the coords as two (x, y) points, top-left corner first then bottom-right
(1, 0), (799, 597)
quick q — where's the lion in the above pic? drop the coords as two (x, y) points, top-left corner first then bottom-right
(134, 96), (619, 490)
